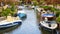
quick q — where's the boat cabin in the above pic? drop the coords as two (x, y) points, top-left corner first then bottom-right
(41, 13), (55, 21)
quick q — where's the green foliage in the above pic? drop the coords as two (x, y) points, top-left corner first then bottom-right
(1, 4), (16, 17)
(1, 8), (11, 17)
(40, 6), (60, 12)
(56, 10), (60, 17)
(40, 6), (60, 17)
(11, 4), (15, 11)
(33, 1), (38, 6)
(40, 6), (52, 11)
(56, 16), (60, 22)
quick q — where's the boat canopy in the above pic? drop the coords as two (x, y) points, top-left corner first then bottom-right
(42, 14), (54, 17)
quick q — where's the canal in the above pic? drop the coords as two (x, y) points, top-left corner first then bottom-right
(0, 8), (41, 34)
(0, 7), (57, 34)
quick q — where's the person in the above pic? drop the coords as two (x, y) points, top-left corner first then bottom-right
(45, 17), (48, 21)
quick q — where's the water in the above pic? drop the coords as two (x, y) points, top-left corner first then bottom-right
(0, 8), (41, 34)
(0, 7), (58, 34)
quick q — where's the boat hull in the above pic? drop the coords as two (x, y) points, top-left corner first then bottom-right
(39, 23), (57, 31)
(0, 21), (22, 28)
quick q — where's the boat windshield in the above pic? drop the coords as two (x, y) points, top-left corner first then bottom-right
(47, 17), (54, 21)
(44, 17), (55, 21)
(45, 21), (56, 24)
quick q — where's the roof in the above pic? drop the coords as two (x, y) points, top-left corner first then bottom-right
(42, 14), (54, 17)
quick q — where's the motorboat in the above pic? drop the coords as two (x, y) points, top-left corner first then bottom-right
(28, 5), (35, 9)
(25, 5), (35, 9)
(0, 16), (22, 28)
(17, 6), (25, 9)
(40, 14), (57, 31)
(17, 8), (27, 19)
(17, 5), (27, 19)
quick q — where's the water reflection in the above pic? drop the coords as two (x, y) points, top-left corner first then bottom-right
(0, 8), (41, 34)
(39, 27), (57, 34)
(0, 6), (57, 34)
(0, 25), (20, 34)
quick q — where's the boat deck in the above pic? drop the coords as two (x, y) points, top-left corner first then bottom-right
(0, 17), (22, 25)
(40, 21), (57, 29)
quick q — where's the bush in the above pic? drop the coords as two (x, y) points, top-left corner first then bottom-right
(40, 6), (58, 11)
(56, 11), (60, 17)
(56, 16), (60, 22)
(1, 4), (17, 17)
(40, 6), (60, 17)
(1, 8), (11, 17)
(33, 1), (38, 6)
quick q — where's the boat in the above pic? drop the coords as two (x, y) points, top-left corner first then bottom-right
(28, 5), (35, 9)
(17, 9), (27, 19)
(17, 5), (27, 19)
(0, 16), (22, 28)
(25, 5), (35, 9)
(39, 11), (57, 31)
(17, 6), (25, 9)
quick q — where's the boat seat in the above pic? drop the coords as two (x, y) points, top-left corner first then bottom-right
(7, 16), (20, 22)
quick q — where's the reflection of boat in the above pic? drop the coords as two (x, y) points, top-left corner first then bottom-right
(0, 16), (22, 28)
(40, 13), (57, 31)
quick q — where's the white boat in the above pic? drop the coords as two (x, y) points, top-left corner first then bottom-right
(25, 5), (35, 9)
(0, 16), (22, 28)
(28, 5), (35, 9)
(29, 5), (35, 9)
(40, 14), (57, 30)
(40, 21), (57, 30)
(17, 6), (25, 9)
